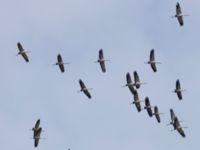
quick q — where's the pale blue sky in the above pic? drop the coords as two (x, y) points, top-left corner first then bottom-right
(0, 0), (199, 149)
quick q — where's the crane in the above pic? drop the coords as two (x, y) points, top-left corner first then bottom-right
(16, 42), (30, 62)
(131, 90), (143, 112)
(145, 49), (161, 72)
(144, 97), (153, 117)
(32, 119), (43, 147)
(78, 79), (92, 99)
(174, 79), (186, 100)
(53, 54), (69, 73)
(172, 2), (189, 26)
(95, 49), (110, 73)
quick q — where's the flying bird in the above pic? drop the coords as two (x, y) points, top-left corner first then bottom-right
(131, 90), (142, 112)
(174, 79), (186, 100)
(133, 71), (147, 89)
(32, 119), (42, 147)
(95, 49), (110, 73)
(168, 109), (187, 137)
(78, 79), (92, 99)
(144, 97), (153, 117)
(16, 42), (30, 62)
(124, 72), (136, 95)
(145, 49), (161, 72)
(53, 54), (69, 73)
(153, 106), (163, 123)
(172, 2), (189, 26)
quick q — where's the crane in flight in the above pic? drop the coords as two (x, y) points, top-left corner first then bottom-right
(94, 49), (110, 73)
(53, 54), (69, 73)
(32, 119), (43, 147)
(16, 42), (30, 62)
(145, 49), (161, 72)
(143, 97), (153, 117)
(173, 79), (186, 100)
(78, 79), (92, 99)
(172, 2), (189, 26)
(131, 90), (143, 112)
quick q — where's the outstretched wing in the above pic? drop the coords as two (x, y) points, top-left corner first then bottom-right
(22, 53), (29, 62)
(79, 79), (86, 89)
(100, 61), (106, 73)
(17, 42), (24, 52)
(59, 64), (65, 73)
(177, 91), (182, 100)
(177, 127), (186, 138)
(57, 54), (63, 63)
(34, 119), (40, 129)
(84, 90), (92, 99)
(176, 80), (181, 90)
(176, 2), (182, 15)
(99, 49), (104, 60)
(150, 49), (155, 61)
(170, 109), (176, 122)
(177, 16), (184, 26)
(151, 63), (157, 72)
(135, 102), (141, 112)
(126, 72), (132, 84)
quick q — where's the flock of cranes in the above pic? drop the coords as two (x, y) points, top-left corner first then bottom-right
(15, 2), (189, 148)
(125, 49), (187, 138)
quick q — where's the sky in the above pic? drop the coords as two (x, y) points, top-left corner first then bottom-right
(0, 0), (199, 149)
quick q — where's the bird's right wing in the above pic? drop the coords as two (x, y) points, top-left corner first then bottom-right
(176, 2), (182, 15)
(100, 61), (106, 73)
(84, 90), (92, 99)
(176, 80), (181, 90)
(34, 119), (40, 129)
(17, 42), (24, 52)
(177, 127), (186, 138)
(150, 49), (155, 61)
(134, 71), (140, 84)
(57, 54), (63, 63)
(126, 73), (132, 84)
(79, 79), (86, 89)
(99, 49), (104, 60)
